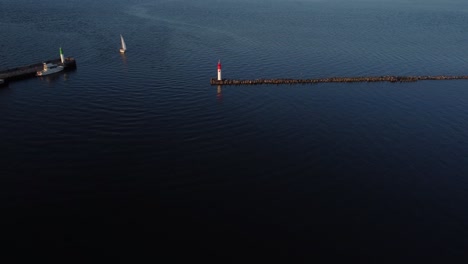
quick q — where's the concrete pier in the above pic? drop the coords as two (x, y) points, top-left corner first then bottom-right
(0, 57), (77, 84)
(210, 75), (468, 85)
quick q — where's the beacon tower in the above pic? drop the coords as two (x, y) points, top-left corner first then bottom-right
(60, 47), (65, 64)
(217, 60), (222, 81)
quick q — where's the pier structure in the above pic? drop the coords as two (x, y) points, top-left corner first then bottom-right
(210, 75), (468, 86)
(210, 60), (468, 86)
(0, 57), (76, 85)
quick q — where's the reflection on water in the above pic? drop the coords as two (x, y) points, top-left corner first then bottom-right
(38, 70), (75, 85)
(63, 72), (70, 81)
(39, 74), (62, 85)
(120, 53), (127, 66)
(217, 85), (222, 102)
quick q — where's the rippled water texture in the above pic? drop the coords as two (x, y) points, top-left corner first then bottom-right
(1, 0), (468, 261)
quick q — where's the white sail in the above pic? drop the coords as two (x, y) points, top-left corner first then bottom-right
(120, 34), (127, 51)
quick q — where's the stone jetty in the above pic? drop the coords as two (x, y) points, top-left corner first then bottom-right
(210, 75), (468, 85)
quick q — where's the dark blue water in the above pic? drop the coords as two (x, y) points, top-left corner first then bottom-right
(2, 0), (468, 261)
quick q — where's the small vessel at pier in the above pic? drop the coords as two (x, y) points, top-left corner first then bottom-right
(36, 47), (67, 76)
(36, 62), (64, 76)
(120, 34), (127, 53)
(0, 47), (76, 83)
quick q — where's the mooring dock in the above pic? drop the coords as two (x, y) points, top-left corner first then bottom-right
(0, 57), (77, 85)
(210, 75), (468, 86)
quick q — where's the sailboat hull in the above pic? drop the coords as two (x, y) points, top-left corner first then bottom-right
(120, 48), (126, 53)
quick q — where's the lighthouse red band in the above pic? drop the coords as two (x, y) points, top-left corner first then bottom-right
(217, 60), (222, 81)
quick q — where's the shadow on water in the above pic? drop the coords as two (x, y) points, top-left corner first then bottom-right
(0, 82), (8, 89)
(0, 84), (12, 97)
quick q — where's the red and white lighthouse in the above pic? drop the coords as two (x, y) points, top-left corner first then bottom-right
(217, 60), (222, 81)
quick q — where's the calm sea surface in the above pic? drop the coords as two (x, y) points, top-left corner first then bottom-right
(1, 0), (468, 261)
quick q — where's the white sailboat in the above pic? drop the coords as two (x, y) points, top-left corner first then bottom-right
(120, 34), (127, 53)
